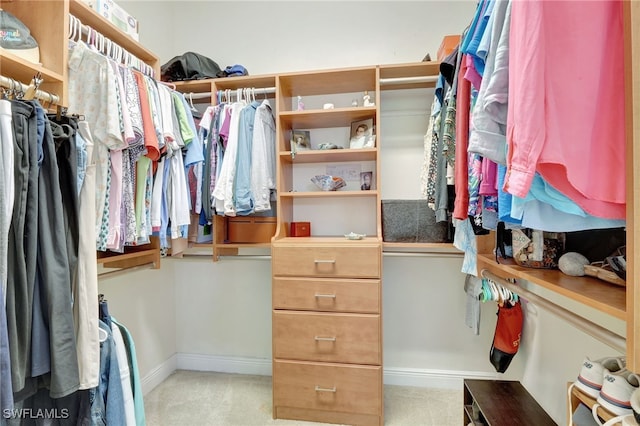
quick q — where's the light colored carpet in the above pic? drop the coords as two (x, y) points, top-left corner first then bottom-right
(144, 370), (462, 426)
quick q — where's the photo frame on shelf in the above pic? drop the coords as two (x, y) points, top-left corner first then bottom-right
(291, 130), (311, 152)
(360, 171), (373, 191)
(349, 119), (375, 149)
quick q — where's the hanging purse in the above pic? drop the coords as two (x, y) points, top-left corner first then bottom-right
(489, 300), (523, 373)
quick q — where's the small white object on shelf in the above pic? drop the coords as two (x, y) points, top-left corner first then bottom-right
(363, 91), (375, 107)
(297, 95), (304, 111)
(344, 232), (366, 240)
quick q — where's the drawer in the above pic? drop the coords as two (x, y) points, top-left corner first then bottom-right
(273, 360), (382, 416)
(273, 277), (380, 313)
(273, 311), (380, 365)
(272, 243), (380, 278)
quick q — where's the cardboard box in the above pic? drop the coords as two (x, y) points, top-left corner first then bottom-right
(227, 217), (276, 243)
(437, 35), (461, 61)
(91, 0), (139, 41)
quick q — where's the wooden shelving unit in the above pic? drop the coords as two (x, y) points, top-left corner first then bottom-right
(477, 253), (626, 321)
(0, 0), (162, 270)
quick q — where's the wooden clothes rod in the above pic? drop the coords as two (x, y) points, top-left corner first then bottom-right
(98, 262), (156, 280)
(481, 270), (626, 353)
(0, 75), (60, 105)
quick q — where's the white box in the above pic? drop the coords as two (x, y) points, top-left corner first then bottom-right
(93, 0), (139, 41)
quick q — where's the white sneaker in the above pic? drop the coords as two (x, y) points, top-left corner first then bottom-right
(597, 371), (640, 416)
(575, 357), (626, 398)
(631, 387), (640, 423)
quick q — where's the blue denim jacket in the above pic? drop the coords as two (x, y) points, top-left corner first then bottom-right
(90, 320), (125, 426)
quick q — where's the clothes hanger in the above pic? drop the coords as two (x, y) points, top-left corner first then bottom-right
(98, 327), (108, 343)
(188, 92), (198, 112)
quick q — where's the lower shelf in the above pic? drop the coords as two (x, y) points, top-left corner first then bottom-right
(569, 385), (615, 424)
(97, 237), (160, 269)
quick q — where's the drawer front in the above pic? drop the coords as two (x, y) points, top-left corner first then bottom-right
(273, 277), (380, 313)
(273, 311), (380, 365)
(273, 360), (382, 416)
(272, 244), (380, 278)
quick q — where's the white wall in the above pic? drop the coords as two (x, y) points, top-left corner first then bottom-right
(112, 1), (627, 423)
(119, 1), (476, 73)
(97, 262), (177, 392)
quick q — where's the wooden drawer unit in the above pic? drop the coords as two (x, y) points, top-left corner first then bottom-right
(273, 360), (382, 419)
(272, 277), (380, 313)
(272, 243), (381, 278)
(273, 311), (381, 364)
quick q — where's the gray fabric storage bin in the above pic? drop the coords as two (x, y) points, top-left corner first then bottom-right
(381, 200), (449, 243)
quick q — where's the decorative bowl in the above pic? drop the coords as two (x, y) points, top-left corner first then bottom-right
(344, 232), (366, 240)
(311, 175), (346, 191)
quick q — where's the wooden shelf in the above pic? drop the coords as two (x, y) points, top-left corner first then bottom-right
(280, 190), (378, 199)
(280, 148), (377, 163)
(382, 242), (458, 252)
(279, 107), (377, 129)
(0, 52), (64, 84)
(274, 236), (380, 245)
(477, 253), (626, 320)
(69, 0), (159, 73)
(217, 243), (271, 249)
(279, 67), (376, 97)
(570, 385), (615, 423)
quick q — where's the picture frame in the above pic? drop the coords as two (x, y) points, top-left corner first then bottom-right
(360, 171), (373, 191)
(291, 130), (311, 152)
(349, 119), (375, 149)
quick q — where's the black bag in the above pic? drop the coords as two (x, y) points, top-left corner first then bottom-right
(160, 52), (222, 82)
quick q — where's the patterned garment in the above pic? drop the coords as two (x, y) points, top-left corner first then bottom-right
(442, 94), (457, 169)
(120, 67), (144, 147)
(425, 105), (441, 208)
(97, 156), (111, 252)
(420, 101), (437, 202)
(467, 153), (482, 218)
(122, 147), (142, 245)
(67, 42), (125, 251)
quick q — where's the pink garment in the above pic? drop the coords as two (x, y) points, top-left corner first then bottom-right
(479, 158), (498, 196)
(464, 54), (483, 92)
(453, 54), (471, 221)
(505, 0), (625, 219)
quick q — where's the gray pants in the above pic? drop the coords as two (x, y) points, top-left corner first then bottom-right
(7, 102), (80, 403)
(6, 100), (38, 398)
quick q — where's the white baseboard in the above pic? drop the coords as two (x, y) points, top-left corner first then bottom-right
(176, 353), (272, 376)
(383, 367), (502, 390)
(173, 353), (500, 390)
(141, 354), (178, 396)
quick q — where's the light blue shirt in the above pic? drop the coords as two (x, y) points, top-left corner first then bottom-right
(233, 101), (261, 215)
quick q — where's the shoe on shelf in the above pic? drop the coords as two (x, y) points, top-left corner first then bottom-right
(574, 356), (626, 399)
(597, 371), (640, 417)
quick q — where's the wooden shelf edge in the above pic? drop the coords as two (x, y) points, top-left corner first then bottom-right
(0, 52), (64, 82)
(477, 253), (626, 320)
(98, 248), (160, 269)
(571, 386), (615, 422)
(382, 242), (459, 252)
(69, 0), (158, 64)
(280, 190), (379, 198)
